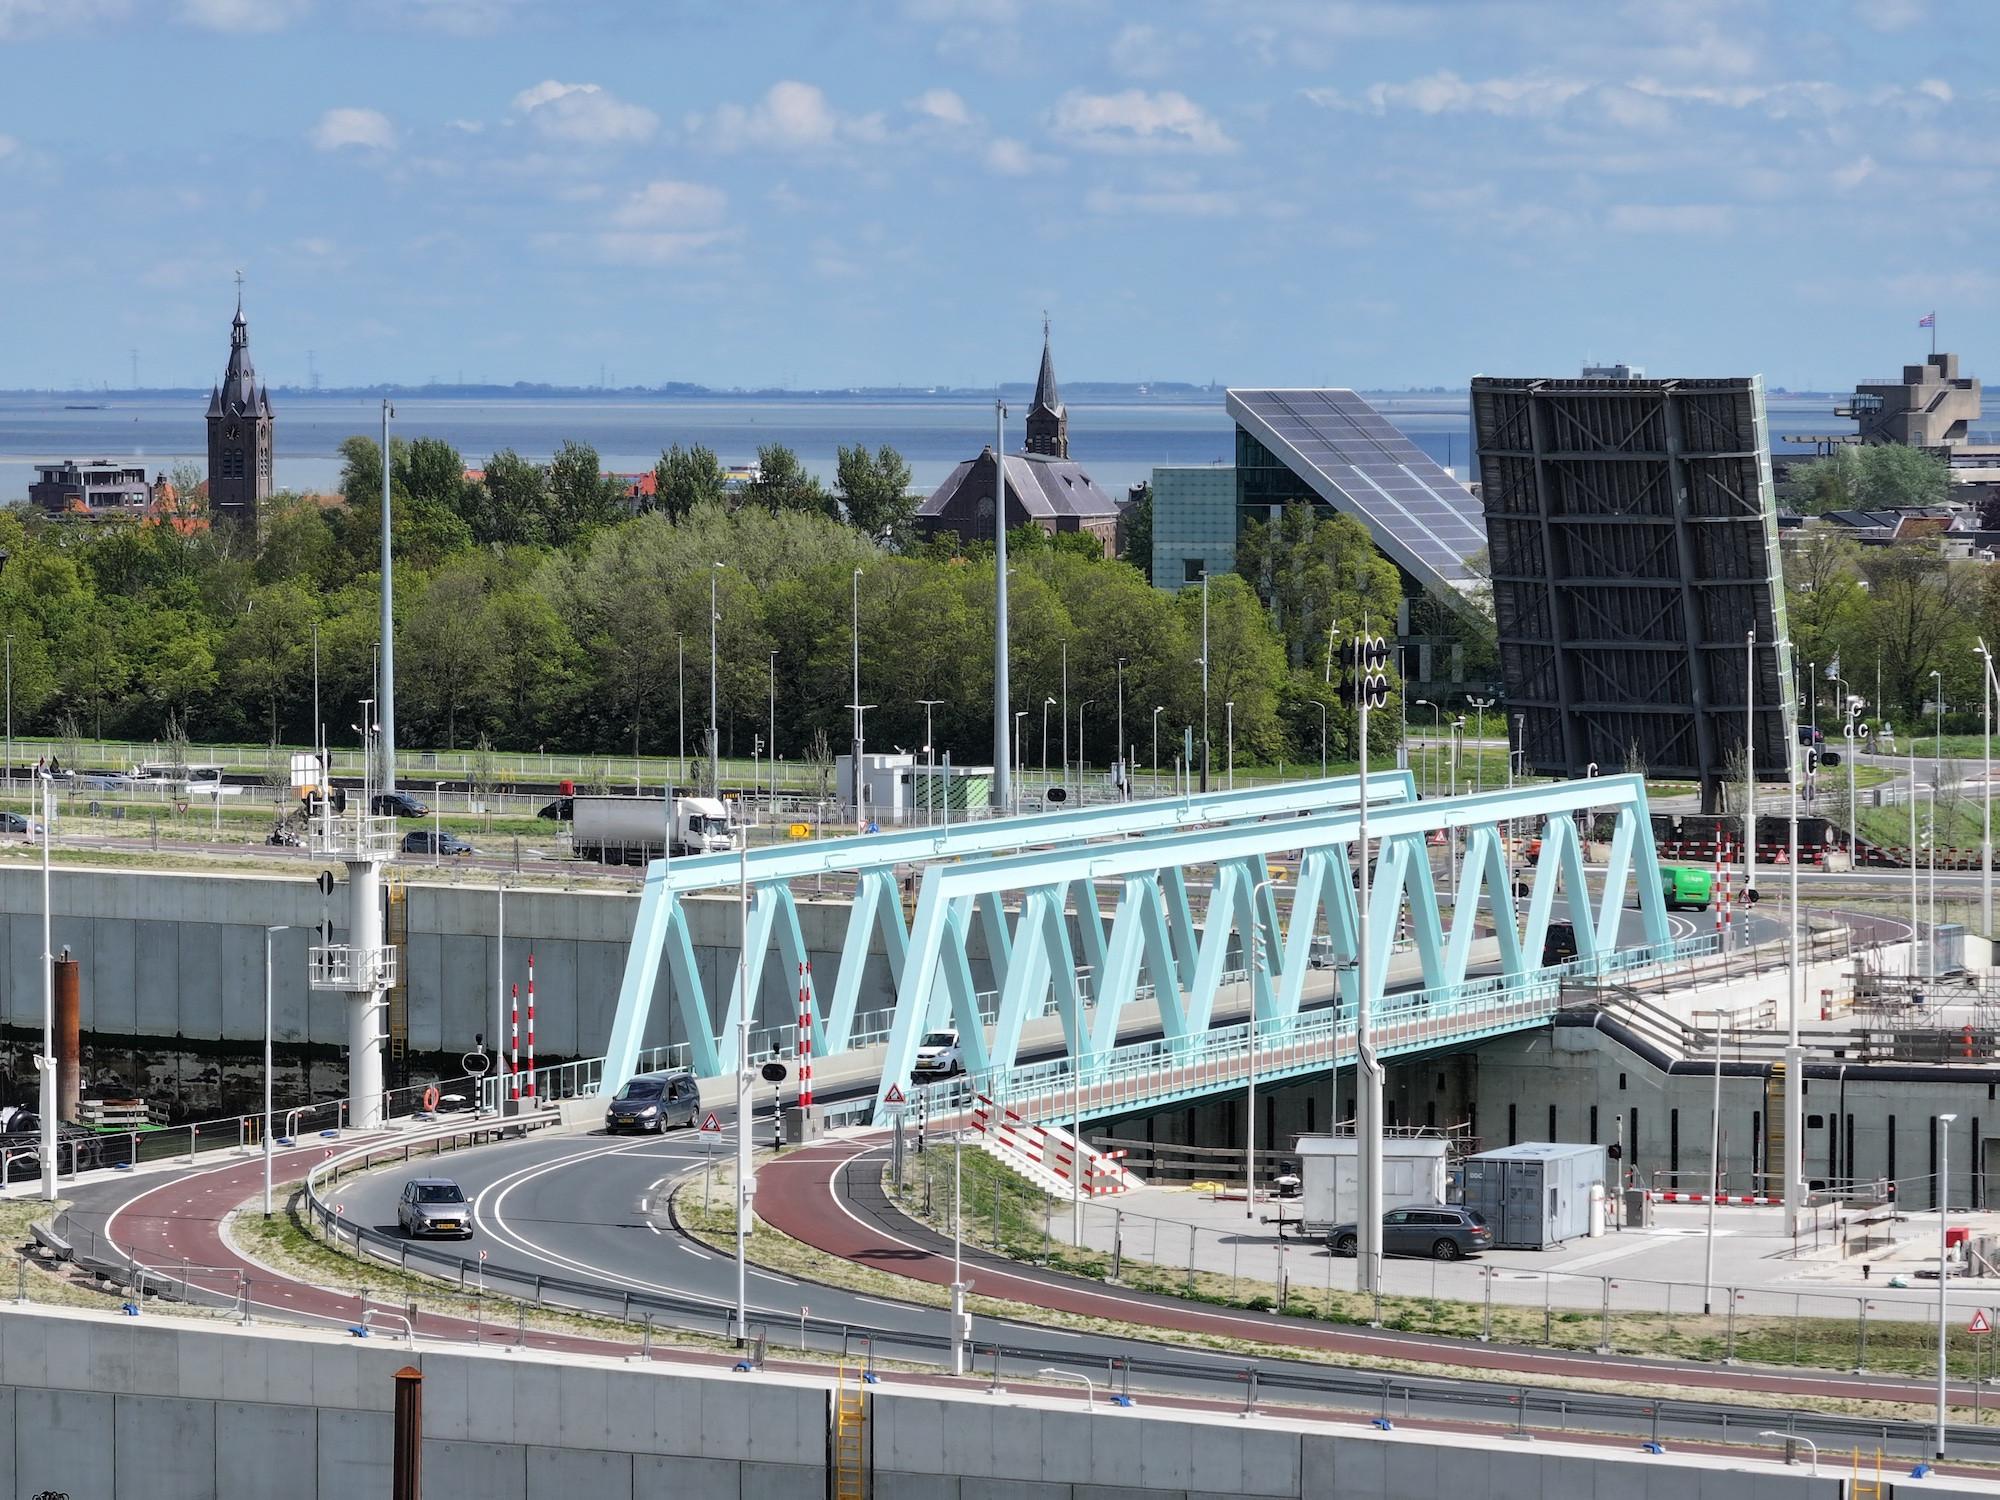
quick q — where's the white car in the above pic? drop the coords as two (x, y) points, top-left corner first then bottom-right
(912, 1029), (964, 1079)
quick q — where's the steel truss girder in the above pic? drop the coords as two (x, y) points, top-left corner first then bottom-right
(601, 771), (1417, 1096)
(873, 773), (1671, 1120)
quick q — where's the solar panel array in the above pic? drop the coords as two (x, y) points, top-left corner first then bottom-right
(1226, 388), (1488, 594)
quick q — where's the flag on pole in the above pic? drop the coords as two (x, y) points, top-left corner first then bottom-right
(1919, 312), (1936, 328)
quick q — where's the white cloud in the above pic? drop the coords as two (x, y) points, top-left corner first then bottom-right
(1108, 23), (1187, 79)
(1832, 155), (1876, 191)
(590, 230), (735, 265)
(1315, 71), (1591, 118)
(610, 178), (728, 230)
(0, 135), (16, 160)
(447, 118), (485, 135)
(1046, 89), (1234, 153)
(309, 107), (397, 152)
(984, 137), (1057, 176)
(908, 87), (970, 127)
(512, 80), (658, 145)
(0, 0), (124, 37)
(179, 0), (309, 29)
(1854, 0), (1925, 31)
(1085, 184), (1235, 217)
(697, 81), (884, 151)
(1606, 203), (1735, 234)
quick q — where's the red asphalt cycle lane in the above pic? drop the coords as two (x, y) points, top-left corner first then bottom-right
(756, 1133), (1987, 1409)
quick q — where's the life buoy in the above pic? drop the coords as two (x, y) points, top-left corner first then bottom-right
(421, 1086), (439, 1111)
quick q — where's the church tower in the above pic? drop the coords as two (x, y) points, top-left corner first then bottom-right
(1024, 318), (1068, 459)
(205, 281), (274, 527)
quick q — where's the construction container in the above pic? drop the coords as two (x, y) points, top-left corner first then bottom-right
(1462, 1142), (1608, 1250)
(1293, 1134), (1449, 1234)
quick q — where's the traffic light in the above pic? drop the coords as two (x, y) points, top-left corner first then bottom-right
(1345, 634), (1390, 709)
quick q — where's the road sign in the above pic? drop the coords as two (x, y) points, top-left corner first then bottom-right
(883, 1083), (907, 1108)
(316, 870), (335, 896)
(1972, 1309), (1991, 1335)
(699, 1112), (723, 1137)
(479, 1249), (488, 1263)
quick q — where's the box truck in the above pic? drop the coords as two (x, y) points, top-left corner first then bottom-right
(569, 794), (734, 864)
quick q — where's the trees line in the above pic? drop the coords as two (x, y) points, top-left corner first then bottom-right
(3, 434), (1409, 776)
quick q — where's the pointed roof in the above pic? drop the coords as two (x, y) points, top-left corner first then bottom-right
(218, 293), (260, 416)
(1031, 316), (1061, 416)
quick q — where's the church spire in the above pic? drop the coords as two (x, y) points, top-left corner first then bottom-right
(1024, 315), (1069, 458)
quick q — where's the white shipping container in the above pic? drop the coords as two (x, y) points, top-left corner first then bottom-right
(1292, 1134), (1450, 1232)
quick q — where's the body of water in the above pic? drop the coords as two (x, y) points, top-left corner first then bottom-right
(0, 390), (1884, 504)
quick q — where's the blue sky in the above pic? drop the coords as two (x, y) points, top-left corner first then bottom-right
(1, 0), (1993, 391)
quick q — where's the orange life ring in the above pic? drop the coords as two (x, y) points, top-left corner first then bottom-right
(422, 1086), (439, 1111)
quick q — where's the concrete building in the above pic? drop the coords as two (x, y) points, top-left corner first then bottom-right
(1149, 464), (1237, 589)
(1580, 361), (1645, 379)
(26, 459), (152, 517)
(1840, 351), (1981, 447)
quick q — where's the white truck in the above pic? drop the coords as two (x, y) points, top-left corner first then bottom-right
(568, 794), (735, 864)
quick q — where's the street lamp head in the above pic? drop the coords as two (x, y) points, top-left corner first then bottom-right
(1044, 696), (1056, 707)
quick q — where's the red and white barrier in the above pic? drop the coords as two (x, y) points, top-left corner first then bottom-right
(1648, 1191), (1781, 1205)
(969, 1092), (1138, 1197)
(524, 952), (536, 1099)
(509, 982), (520, 1102)
(797, 962), (814, 1108)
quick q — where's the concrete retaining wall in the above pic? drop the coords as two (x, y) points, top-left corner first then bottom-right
(0, 1305), (1955, 1500)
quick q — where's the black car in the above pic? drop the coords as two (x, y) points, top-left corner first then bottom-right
(538, 797), (573, 822)
(604, 1070), (700, 1133)
(371, 791), (430, 818)
(402, 829), (474, 857)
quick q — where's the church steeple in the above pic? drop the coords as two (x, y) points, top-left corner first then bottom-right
(1024, 316), (1068, 459)
(205, 272), (275, 528)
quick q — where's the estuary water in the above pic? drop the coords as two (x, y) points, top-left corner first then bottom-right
(0, 390), (1867, 504)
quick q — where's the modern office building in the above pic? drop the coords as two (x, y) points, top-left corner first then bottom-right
(1150, 465), (1237, 588)
(27, 459), (153, 517)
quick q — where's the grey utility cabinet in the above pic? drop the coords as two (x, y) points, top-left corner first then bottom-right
(1462, 1141), (1607, 1249)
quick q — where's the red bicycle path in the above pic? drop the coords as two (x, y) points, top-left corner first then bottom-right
(755, 1133), (1984, 1409)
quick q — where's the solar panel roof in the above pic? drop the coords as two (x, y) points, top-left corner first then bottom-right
(1225, 388), (1488, 600)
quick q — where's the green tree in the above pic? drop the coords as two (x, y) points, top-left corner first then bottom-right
(1235, 504), (1401, 671)
(401, 560), (494, 748)
(745, 444), (833, 518)
(835, 443), (917, 543)
(225, 583), (316, 743)
(480, 449), (550, 546)
(545, 440), (624, 546)
(1176, 571), (1286, 771)
(652, 443), (727, 522)
(61, 604), (130, 741)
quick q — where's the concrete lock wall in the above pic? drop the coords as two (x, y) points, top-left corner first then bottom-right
(0, 1305), (1943, 1500)
(0, 865), (948, 1067)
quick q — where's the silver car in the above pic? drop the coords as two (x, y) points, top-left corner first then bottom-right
(397, 1177), (473, 1238)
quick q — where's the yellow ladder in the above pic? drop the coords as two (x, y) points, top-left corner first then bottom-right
(834, 1366), (868, 1500)
(1851, 1446), (1884, 1500)
(386, 884), (410, 1066)
(1764, 1060), (1785, 1197)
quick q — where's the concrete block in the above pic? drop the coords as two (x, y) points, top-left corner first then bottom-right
(636, 1452), (746, 1500)
(318, 1406), (393, 1497)
(1241, 1426), (1303, 1498)
(15, 1386), (113, 1499)
(526, 1444), (636, 1499)
(84, 1321), (142, 1396)
(217, 1399), (317, 1498)
(422, 1438), (529, 1500)
(0, 1385), (17, 1496)
(310, 1341), (365, 1410)
(695, 1373), (754, 1459)
(115, 1392), (219, 1500)
(988, 1401), (1048, 1481)
(1697, 1465), (1768, 1500)
(219, 1332), (273, 1402)
(264, 1331), (318, 1406)
(1483, 1446), (1546, 1500)
(508, 1357), (567, 1448)
(1383, 1436), (1441, 1500)
(1436, 1441), (1493, 1500)
(461, 1350), (524, 1443)
(1296, 1432), (1344, 1500)
(744, 1458), (823, 1500)
(124, 1323), (185, 1397)
(647, 1366), (704, 1456)
(959, 1480), (1071, 1500)
(420, 1350), (473, 1440)
(1083, 1405), (1146, 1488)
(557, 1365), (614, 1451)
(1135, 1408), (1194, 1491)
(744, 1380), (818, 1466)
(1078, 1486), (1179, 1500)
(938, 1398), (997, 1481)
(876, 1472), (962, 1500)
(178, 920), (224, 1039)
(41, 1309), (95, 1393)
(877, 1393), (945, 1477)
(94, 914), (140, 1034)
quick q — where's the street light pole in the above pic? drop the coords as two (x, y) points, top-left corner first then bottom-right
(734, 825), (752, 1346)
(1077, 700), (1095, 794)
(1041, 697), (1055, 781)
(1116, 657), (1127, 801)
(1940, 1111), (1959, 1460)
(1225, 701), (1234, 790)
(1981, 643), (1995, 937)
(38, 771), (54, 1202)
(1467, 696), (1493, 793)
(768, 650), (778, 814)
(1151, 706), (1164, 797)
(1060, 641), (1069, 796)
(709, 564), (722, 797)
(1933, 668), (1945, 779)
(1200, 573), (1211, 793)
(1309, 700), (1328, 779)
(992, 398), (1011, 813)
(677, 634), (686, 787)
(917, 699), (945, 826)
(1247, 878), (1278, 1217)
(1702, 1007), (1722, 1312)
(6, 632), (13, 796)
(1746, 630), (1757, 906)
(264, 923), (290, 1216)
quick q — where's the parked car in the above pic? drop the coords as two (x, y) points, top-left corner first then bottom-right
(402, 829), (475, 857)
(397, 1177), (473, 1238)
(371, 791), (429, 818)
(603, 1070), (701, 1133)
(912, 1028), (965, 1079)
(1541, 921), (1578, 967)
(538, 797), (574, 822)
(1327, 1205), (1492, 1261)
(0, 812), (41, 835)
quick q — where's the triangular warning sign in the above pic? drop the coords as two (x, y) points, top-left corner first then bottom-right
(1971, 1309), (1992, 1335)
(883, 1083), (906, 1105)
(699, 1111), (723, 1134)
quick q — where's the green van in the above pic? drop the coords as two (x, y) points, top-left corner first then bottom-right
(1661, 864), (1713, 912)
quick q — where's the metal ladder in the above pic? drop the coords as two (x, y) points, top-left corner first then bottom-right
(1764, 1059), (1785, 1194)
(1850, 1445), (1884, 1500)
(834, 1366), (868, 1500)
(385, 883), (410, 1077)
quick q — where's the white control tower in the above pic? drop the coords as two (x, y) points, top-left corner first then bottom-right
(306, 709), (398, 1129)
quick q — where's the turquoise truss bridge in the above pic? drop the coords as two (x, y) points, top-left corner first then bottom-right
(602, 772), (1417, 1094)
(877, 771), (1680, 1122)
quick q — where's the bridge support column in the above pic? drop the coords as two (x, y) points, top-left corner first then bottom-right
(347, 857), (386, 1130)
(1783, 1042), (1805, 1235)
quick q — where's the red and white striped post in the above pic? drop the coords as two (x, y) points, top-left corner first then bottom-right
(797, 962), (813, 1108)
(525, 953), (536, 1099)
(509, 984), (520, 1101)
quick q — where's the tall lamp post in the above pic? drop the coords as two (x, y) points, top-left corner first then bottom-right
(1932, 668), (1945, 777)
(1224, 701), (1234, 790)
(1151, 706), (1165, 796)
(917, 698), (945, 826)
(1199, 573), (1211, 793)
(1309, 700), (1329, 779)
(1077, 700), (1095, 796)
(1245, 877), (1279, 1216)
(992, 398), (1011, 812)
(1012, 710), (1027, 812)
(1041, 697), (1056, 781)
(37, 771), (55, 1201)
(1413, 699), (1443, 797)
(709, 564), (722, 797)
(1939, 1111), (1960, 1461)
(1115, 657), (1128, 800)
(4, 631), (12, 796)
(1979, 642), (1996, 937)
(767, 650), (778, 812)
(263, 924), (291, 1216)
